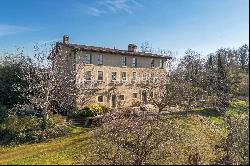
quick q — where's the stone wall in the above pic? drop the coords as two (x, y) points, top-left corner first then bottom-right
(74, 50), (169, 108)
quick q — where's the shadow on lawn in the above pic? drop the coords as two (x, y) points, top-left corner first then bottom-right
(165, 108), (222, 118)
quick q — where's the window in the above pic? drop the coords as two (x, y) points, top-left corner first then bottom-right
(160, 59), (164, 68)
(119, 95), (125, 101)
(121, 56), (127, 66)
(151, 59), (155, 68)
(143, 73), (147, 81)
(84, 54), (91, 64)
(111, 72), (117, 80)
(98, 71), (103, 80)
(150, 73), (155, 81)
(133, 93), (137, 98)
(132, 57), (137, 67)
(98, 96), (104, 102)
(97, 54), (103, 65)
(121, 72), (126, 80)
(132, 72), (136, 80)
(85, 71), (92, 80)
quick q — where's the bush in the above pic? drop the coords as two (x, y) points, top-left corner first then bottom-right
(229, 99), (249, 112)
(100, 105), (110, 114)
(215, 113), (249, 165)
(0, 105), (9, 124)
(132, 100), (141, 107)
(73, 104), (105, 118)
(0, 114), (70, 145)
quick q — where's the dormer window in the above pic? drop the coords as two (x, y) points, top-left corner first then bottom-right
(151, 59), (155, 68)
(84, 54), (91, 64)
(121, 56), (127, 66)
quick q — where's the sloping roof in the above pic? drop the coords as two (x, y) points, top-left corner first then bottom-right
(50, 42), (172, 60)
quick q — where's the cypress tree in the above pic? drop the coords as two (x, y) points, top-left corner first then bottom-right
(217, 53), (229, 113)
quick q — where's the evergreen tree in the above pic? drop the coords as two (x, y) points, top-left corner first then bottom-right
(216, 53), (229, 113)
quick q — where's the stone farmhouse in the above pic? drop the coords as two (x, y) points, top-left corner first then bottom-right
(49, 35), (171, 113)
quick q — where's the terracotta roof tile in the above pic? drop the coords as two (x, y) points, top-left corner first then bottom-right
(56, 42), (172, 59)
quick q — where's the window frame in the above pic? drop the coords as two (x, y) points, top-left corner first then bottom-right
(85, 71), (92, 80)
(121, 72), (127, 81)
(151, 59), (155, 68)
(142, 73), (147, 81)
(119, 95), (125, 101)
(84, 54), (92, 64)
(97, 71), (104, 81)
(150, 73), (155, 81)
(160, 59), (164, 68)
(132, 57), (137, 67)
(97, 96), (104, 102)
(132, 93), (138, 98)
(132, 72), (137, 80)
(111, 72), (117, 81)
(121, 56), (127, 66)
(97, 54), (103, 65)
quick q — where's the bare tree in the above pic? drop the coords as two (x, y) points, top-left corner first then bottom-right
(81, 113), (184, 165)
(215, 113), (249, 165)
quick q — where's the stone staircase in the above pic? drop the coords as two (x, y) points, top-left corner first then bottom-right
(68, 115), (103, 127)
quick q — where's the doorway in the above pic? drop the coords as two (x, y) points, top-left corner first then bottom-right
(142, 90), (147, 104)
(111, 94), (117, 108)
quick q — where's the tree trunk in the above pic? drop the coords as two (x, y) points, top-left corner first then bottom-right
(43, 89), (50, 121)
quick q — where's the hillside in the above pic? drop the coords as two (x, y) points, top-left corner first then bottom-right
(0, 115), (223, 165)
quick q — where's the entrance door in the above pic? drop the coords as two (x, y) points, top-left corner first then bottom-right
(111, 94), (116, 108)
(142, 90), (147, 104)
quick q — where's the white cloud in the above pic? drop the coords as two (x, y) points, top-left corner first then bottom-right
(103, 0), (141, 14)
(76, 0), (142, 16)
(0, 24), (39, 38)
(87, 7), (106, 16)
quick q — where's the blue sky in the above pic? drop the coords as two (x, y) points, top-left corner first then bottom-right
(0, 0), (249, 58)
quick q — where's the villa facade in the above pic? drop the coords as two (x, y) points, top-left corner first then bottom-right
(49, 35), (171, 112)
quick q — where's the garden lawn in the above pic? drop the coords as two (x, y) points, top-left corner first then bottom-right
(0, 127), (92, 165)
(0, 99), (248, 165)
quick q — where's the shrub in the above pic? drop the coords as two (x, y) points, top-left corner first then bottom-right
(0, 105), (9, 124)
(73, 104), (105, 118)
(0, 114), (70, 145)
(214, 113), (249, 165)
(100, 105), (110, 114)
(89, 104), (103, 115)
(229, 99), (249, 111)
(132, 100), (141, 107)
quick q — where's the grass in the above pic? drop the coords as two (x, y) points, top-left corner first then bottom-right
(0, 99), (248, 165)
(0, 115), (223, 165)
(0, 126), (92, 165)
(191, 98), (249, 127)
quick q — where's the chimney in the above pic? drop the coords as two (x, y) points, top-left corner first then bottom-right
(128, 44), (137, 52)
(63, 35), (69, 44)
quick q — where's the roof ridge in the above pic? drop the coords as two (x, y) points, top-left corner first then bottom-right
(56, 42), (172, 59)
